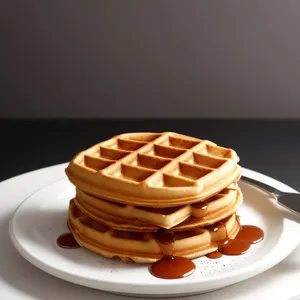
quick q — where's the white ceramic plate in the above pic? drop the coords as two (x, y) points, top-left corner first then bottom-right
(9, 168), (300, 298)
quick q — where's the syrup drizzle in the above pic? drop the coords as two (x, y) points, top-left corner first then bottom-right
(153, 228), (176, 258)
(192, 200), (208, 210)
(235, 225), (264, 244)
(192, 199), (210, 218)
(218, 239), (250, 255)
(206, 251), (223, 259)
(57, 232), (81, 249)
(205, 216), (264, 259)
(150, 256), (195, 279)
(151, 229), (196, 279)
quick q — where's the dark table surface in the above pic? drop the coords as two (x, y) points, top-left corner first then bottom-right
(1, 119), (300, 191)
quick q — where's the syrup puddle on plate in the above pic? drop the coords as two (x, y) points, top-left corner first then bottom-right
(57, 216), (264, 280)
(57, 233), (81, 249)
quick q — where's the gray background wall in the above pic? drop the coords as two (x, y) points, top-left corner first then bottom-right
(1, 1), (300, 118)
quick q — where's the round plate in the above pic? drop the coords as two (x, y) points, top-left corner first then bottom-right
(9, 168), (300, 297)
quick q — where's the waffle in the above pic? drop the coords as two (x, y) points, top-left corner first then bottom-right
(68, 199), (240, 263)
(66, 132), (241, 207)
(74, 183), (242, 231)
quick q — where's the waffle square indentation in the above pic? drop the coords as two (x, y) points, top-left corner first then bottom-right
(119, 164), (154, 182)
(125, 154), (171, 170)
(143, 144), (185, 159)
(84, 155), (114, 171)
(100, 146), (131, 160)
(159, 135), (200, 149)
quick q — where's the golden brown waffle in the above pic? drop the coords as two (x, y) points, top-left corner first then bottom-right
(66, 132), (241, 207)
(68, 199), (240, 263)
(74, 183), (242, 231)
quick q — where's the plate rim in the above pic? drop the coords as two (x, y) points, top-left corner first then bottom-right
(8, 165), (300, 295)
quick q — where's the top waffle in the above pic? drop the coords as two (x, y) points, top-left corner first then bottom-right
(66, 132), (241, 207)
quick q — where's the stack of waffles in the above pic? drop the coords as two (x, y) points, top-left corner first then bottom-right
(65, 132), (243, 263)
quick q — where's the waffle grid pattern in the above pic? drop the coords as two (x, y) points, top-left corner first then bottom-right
(77, 132), (238, 188)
